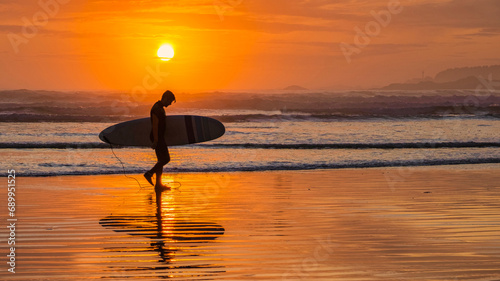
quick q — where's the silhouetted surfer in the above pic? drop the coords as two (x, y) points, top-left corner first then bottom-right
(144, 90), (176, 191)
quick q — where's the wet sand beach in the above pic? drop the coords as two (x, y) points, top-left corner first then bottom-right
(1, 166), (500, 280)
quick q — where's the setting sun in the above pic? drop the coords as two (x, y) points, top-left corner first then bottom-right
(157, 44), (175, 61)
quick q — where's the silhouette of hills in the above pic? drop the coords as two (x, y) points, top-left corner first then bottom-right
(283, 85), (308, 91)
(434, 65), (500, 83)
(380, 65), (500, 90)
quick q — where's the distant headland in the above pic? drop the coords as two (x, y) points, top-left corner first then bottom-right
(380, 65), (500, 90)
(283, 85), (308, 91)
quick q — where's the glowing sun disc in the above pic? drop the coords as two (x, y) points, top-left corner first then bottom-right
(157, 44), (174, 61)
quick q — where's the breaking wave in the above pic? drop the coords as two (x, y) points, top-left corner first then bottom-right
(3, 141), (500, 149)
(13, 157), (500, 177)
(1, 89), (500, 122)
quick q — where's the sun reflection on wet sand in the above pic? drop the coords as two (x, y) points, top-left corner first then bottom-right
(99, 189), (225, 275)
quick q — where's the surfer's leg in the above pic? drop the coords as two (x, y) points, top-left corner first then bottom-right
(144, 171), (154, 186)
(149, 145), (169, 173)
(153, 144), (170, 188)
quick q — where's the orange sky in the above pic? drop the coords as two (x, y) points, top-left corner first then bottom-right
(1, 0), (499, 91)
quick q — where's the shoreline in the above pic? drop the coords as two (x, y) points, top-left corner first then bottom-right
(12, 162), (500, 178)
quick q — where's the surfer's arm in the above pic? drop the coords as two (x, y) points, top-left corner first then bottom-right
(151, 114), (159, 149)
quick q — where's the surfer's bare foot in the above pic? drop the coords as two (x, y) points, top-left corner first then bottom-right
(144, 172), (154, 186)
(155, 184), (170, 192)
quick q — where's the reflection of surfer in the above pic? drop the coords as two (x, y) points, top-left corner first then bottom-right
(144, 90), (176, 191)
(99, 188), (226, 273)
(153, 189), (172, 262)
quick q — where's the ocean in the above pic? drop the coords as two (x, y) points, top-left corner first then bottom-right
(1, 89), (500, 177)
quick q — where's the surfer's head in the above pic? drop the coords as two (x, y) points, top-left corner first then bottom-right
(161, 90), (176, 107)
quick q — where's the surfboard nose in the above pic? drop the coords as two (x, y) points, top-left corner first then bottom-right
(98, 131), (106, 143)
(99, 126), (115, 144)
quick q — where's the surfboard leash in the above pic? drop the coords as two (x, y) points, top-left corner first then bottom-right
(105, 140), (181, 191)
(103, 137), (148, 191)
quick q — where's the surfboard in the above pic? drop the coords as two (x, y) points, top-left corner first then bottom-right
(99, 115), (225, 147)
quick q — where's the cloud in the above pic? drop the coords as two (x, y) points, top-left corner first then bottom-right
(239, 0), (500, 36)
(0, 25), (22, 33)
(454, 27), (500, 40)
(0, 24), (78, 38)
(399, 0), (500, 29)
(470, 28), (500, 37)
(351, 43), (429, 58)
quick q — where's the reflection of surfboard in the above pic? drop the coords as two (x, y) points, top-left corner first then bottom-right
(99, 215), (225, 241)
(99, 115), (225, 147)
(99, 215), (225, 266)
